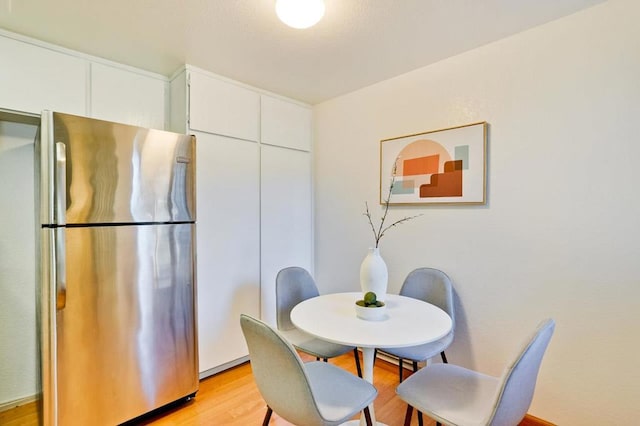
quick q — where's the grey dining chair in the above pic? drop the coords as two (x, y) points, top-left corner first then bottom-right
(240, 314), (377, 426)
(276, 266), (362, 377)
(397, 318), (556, 426)
(377, 268), (455, 379)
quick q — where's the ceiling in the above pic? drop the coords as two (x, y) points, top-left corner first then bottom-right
(0, 0), (603, 104)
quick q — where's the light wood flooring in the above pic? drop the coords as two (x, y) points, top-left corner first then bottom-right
(141, 352), (426, 426)
(1, 352), (549, 425)
(0, 352), (430, 426)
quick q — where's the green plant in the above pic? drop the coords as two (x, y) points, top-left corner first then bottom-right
(355, 291), (385, 308)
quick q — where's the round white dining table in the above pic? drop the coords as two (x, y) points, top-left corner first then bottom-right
(290, 292), (452, 426)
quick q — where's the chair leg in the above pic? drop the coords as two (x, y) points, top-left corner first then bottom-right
(412, 360), (418, 372)
(316, 356), (320, 361)
(403, 405), (414, 426)
(436, 422), (442, 426)
(398, 357), (404, 383)
(262, 406), (273, 426)
(323, 358), (328, 362)
(418, 410), (424, 426)
(353, 348), (363, 378)
(363, 406), (373, 426)
(441, 351), (448, 363)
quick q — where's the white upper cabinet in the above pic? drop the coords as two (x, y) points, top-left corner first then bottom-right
(261, 95), (312, 151)
(90, 63), (166, 129)
(188, 71), (260, 141)
(169, 70), (188, 134)
(0, 35), (86, 115)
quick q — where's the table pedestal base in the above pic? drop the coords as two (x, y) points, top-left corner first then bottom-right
(345, 347), (389, 426)
(342, 420), (388, 426)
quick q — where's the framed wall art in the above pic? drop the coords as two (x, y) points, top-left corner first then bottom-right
(380, 121), (487, 205)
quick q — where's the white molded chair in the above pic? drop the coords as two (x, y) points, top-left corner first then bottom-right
(396, 318), (555, 426)
(276, 266), (362, 377)
(378, 268), (455, 380)
(240, 314), (377, 426)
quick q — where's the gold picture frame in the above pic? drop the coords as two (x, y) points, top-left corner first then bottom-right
(380, 121), (487, 205)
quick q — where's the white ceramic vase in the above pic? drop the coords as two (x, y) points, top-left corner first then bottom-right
(359, 247), (388, 301)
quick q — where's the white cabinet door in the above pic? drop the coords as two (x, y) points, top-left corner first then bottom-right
(261, 95), (312, 151)
(169, 69), (188, 134)
(188, 71), (260, 141)
(0, 35), (86, 115)
(90, 63), (166, 129)
(194, 131), (260, 375)
(260, 145), (313, 326)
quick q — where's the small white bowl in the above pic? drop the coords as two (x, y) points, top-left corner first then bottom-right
(355, 303), (387, 321)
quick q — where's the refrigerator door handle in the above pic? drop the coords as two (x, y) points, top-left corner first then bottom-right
(55, 142), (67, 310)
(55, 142), (66, 226)
(55, 228), (67, 311)
(55, 227), (66, 310)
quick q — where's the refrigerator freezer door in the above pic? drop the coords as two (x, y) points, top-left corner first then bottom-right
(41, 111), (196, 225)
(54, 223), (198, 425)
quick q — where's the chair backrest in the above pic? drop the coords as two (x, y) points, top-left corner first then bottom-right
(240, 314), (325, 425)
(400, 268), (455, 330)
(488, 318), (556, 426)
(276, 266), (320, 331)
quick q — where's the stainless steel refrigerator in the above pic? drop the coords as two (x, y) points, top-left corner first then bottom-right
(36, 111), (198, 425)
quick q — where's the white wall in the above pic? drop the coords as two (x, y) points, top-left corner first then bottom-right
(0, 121), (38, 405)
(313, 0), (640, 424)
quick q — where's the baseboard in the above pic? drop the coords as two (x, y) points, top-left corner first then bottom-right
(375, 350), (416, 368)
(375, 349), (434, 371)
(199, 355), (250, 380)
(0, 394), (37, 412)
(520, 414), (556, 426)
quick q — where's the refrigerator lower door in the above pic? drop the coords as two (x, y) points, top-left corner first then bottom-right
(46, 223), (198, 425)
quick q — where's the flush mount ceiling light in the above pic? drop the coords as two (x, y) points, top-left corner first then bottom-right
(275, 0), (325, 29)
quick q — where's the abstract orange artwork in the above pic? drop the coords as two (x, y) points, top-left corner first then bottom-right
(380, 122), (487, 205)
